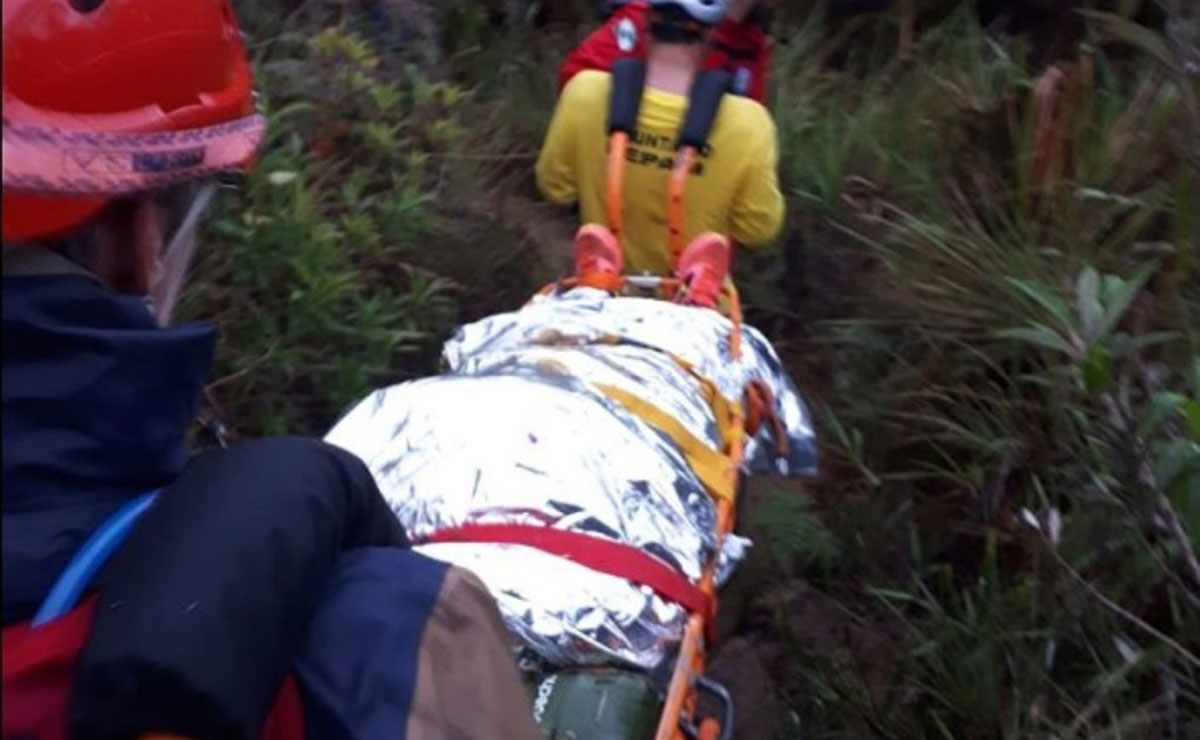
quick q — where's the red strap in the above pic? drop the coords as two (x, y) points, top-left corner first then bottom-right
(2, 595), (98, 679)
(261, 675), (306, 740)
(2, 596), (303, 740)
(424, 524), (712, 617)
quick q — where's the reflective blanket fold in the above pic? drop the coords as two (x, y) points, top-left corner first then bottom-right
(326, 289), (817, 668)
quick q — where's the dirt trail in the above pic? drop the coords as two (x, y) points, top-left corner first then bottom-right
(490, 192), (577, 279)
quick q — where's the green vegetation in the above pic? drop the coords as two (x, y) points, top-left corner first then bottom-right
(183, 1), (568, 433)
(187, 2), (1197, 736)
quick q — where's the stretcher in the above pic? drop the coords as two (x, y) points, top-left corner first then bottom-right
(326, 284), (810, 740)
(597, 60), (766, 740)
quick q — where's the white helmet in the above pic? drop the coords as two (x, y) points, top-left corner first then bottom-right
(648, 0), (728, 27)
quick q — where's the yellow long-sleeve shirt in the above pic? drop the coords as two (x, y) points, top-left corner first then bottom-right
(536, 70), (785, 276)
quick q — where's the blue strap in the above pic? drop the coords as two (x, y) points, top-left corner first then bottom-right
(32, 491), (160, 627)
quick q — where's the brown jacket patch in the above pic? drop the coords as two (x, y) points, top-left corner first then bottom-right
(406, 566), (541, 740)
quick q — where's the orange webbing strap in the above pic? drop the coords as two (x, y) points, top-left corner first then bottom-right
(698, 719), (723, 740)
(528, 276), (625, 305)
(649, 351), (747, 740)
(667, 69), (732, 271)
(528, 276), (697, 304)
(723, 283), (743, 361)
(654, 401), (744, 740)
(743, 379), (790, 461)
(606, 58), (646, 251)
(743, 381), (767, 435)
(606, 131), (629, 249)
(579, 270), (626, 293)
(667, 147), (696, 266)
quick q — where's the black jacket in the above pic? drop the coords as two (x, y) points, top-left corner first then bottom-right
(2, 272), (216, 624)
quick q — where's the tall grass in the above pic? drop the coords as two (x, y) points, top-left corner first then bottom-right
(749, 3), (1199, 737)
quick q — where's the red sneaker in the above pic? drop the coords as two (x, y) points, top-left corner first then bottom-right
(574, 224), (623, 290)
(675, 232), (730, 309)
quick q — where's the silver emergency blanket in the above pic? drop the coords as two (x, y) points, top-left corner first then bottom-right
(326, 288), (817, 668)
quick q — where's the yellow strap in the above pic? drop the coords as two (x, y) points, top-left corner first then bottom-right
(533, 338), (748, 501)
(596, 383), (738, 504)
(662, 354), (744, 450)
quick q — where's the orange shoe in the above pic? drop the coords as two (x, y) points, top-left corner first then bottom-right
(675, 232), (730, 309)
(574, 224), (624, 291)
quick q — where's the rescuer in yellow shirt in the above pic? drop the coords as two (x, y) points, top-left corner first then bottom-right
(535, 0), (785, 289)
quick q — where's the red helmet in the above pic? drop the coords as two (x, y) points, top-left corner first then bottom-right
(1, 0), (266, 242)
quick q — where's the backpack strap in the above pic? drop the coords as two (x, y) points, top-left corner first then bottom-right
(605, 63), (731, 269)
(668, 69), (731, 265)
(678, 69), (731, 152)
(608, 58), (647, 136)
(32, 491), (160, 626)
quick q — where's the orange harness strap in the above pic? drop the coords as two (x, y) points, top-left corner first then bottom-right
(743, 379), (790, 461)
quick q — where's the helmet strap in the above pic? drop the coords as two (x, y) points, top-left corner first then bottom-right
(648, 6), (710, 44)
(150, 182), (217, 326)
